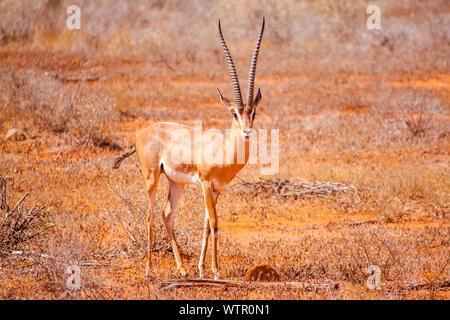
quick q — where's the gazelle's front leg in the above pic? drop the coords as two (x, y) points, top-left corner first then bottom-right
(198, 214), (209, 278)
(200, 181), (220, 279)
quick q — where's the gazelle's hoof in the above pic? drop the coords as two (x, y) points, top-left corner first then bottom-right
(178, 267), (187, 278)
(145, 270), (155, 282)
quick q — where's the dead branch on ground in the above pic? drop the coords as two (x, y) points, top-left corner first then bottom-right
(159, 278), (339, 291)
(45, 71), (109, 83)
(402, 280), (450, 291)
(231, 177), (359, 199)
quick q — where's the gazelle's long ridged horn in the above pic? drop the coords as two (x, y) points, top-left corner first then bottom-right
(246, 17), (265, 108)
(218, 20), (243, 108)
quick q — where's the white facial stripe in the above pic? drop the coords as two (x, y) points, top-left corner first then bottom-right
(234, 107), (243, 125)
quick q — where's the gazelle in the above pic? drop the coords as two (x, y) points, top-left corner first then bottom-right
(113, 18), (265, 280)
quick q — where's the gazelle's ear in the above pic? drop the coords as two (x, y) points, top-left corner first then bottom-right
(253, 88), (262, 108)
(217, 88), (233, 111)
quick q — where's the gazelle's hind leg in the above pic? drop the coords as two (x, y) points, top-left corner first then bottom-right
(143, 167), (161, 280)
(162, 179), (186, 277)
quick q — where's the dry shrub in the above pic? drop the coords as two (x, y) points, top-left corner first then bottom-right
(73, 92), (119, 148)
(0, 64), (119, 148)
(103, 178), (178, 257)
(33, 233), (112, 299)
(1, 0), (447, 76)
(0, 172), (53, 253)
(405, 113), (429, 138)
(0, 203), (50, 251)
(288, 84), (449, 150)
(389, 88), (445, 140)
(0, 0), (41, 45)
(357, 166), (449, 223)
(237, 225), (449, 291)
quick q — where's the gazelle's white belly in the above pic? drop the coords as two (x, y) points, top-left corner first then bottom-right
(161, 160), (200, 185)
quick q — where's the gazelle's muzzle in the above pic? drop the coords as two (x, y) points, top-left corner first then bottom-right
(240, 129), (254, 140)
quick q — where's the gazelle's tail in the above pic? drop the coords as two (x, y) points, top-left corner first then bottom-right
(112, 147), (136, 169)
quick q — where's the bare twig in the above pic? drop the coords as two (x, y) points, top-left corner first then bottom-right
(154, 49), (175, 72)
(0, 172), (9, 213)
(11, 193), (28, 214)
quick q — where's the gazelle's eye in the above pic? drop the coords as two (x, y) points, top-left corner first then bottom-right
(233, 112), (238, 120)
(251, 112), (256, 121)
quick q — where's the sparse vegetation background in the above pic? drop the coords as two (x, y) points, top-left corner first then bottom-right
(0, 0), (448, 299)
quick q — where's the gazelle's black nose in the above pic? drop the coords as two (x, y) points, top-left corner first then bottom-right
(241, 130), (253, 139)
